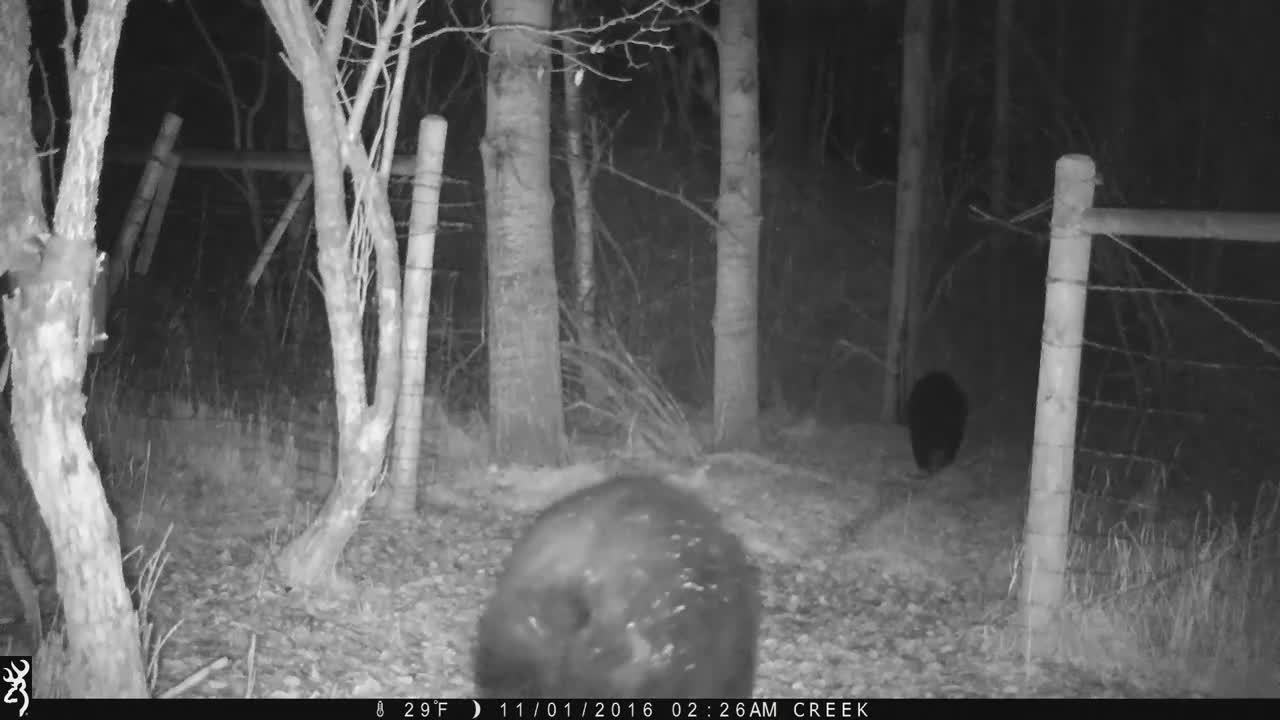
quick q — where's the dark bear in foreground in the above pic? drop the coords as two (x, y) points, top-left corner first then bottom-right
(473, 473), (760, 698)
(907, 371), (968, 474)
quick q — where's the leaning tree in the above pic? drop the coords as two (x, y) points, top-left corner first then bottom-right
(261, 0), (414, 588)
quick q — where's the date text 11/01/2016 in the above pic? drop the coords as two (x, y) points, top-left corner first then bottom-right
(32, 699), (873, 718)
(393, 699), (870, 720)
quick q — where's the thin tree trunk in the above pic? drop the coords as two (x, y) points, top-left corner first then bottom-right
(559, 27), (609, 408)
(712, 0), (762, 449)
(564, 41), (595, 333)
(264, 0), (404, 589)
(881, 0), (932, 422)
(0, 0), (147, 697)
(481, 0), (566, 466)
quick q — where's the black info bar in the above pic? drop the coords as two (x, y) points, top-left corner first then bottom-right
(26, 698), (1274, 719)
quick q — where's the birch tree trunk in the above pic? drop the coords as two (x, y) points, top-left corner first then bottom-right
(0, 0), (147, 697)
(481, 0), (566, 466)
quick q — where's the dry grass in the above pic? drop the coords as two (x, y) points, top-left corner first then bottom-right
(24, 366), (293, 697)
(32, 531), (176, 698)
(991, 479), (1280, 695)
(561, 312), (700, 460)
(18, 332), (1280, 697)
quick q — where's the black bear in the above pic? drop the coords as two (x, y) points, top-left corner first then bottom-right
(907, 371), (968, 474)
(473, 473), (760, 698)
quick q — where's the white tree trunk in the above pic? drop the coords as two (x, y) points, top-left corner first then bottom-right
(263, 0), (406, 588)
(0, 0), (147, 697)
(712, 0), (762, 449)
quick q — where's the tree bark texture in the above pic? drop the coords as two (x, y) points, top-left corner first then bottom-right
(0, 0), (147, 697)
(880, 0), (932, 423)
(264, 0), (403, 588)
(481, 0), (566, 466)
(712, 0), (763, 449)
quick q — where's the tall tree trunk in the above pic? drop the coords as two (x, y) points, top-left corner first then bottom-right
(0, 0), (147, 697)
(712, 0), (762, 449)
(881, 0), (932, 422)
(481, 0), (566, 466)
(264, 0), (405, 589)
(563, 37), (595, 334)
(558, 23), (608, 408)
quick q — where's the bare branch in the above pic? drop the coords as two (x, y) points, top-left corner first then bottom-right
(344, 0), (411, 134)
(60, 0), (76, 99)
(379, 0), (419, 176)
